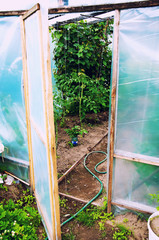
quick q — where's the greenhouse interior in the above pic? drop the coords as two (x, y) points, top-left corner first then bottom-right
(0, 1), (159, 239)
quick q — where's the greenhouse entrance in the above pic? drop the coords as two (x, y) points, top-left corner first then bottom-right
(48, 9), (114, 207)
(1, 1), (159, 239)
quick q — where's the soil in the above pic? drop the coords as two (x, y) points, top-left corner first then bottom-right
(57, 112), (150, 239)
(56, 111), (109, 174)
(150, 215), (159, 237)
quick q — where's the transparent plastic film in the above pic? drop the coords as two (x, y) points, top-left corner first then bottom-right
(0, 16), (29, 181)
(112, 158), (159, 212)
(115, 7), (159, 159)
(24, 10), (53, 239)
(111, 7), (159, 212)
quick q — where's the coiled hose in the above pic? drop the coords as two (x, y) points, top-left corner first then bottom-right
(45, 150), (107, 239)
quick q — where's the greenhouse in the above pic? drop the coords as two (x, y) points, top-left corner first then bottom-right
(0, 0), (159, 239)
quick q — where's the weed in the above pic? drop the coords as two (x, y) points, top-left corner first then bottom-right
(62, 231), (75, 240)
(98, 221), (106, 231)
(68, 141), (74, 148)
(123, 218), (128, 223)
(0, 184), (8, 192)
(101, 231), (107, 239)
(76, 205), (114, 228)
(113, 224), (132, 240)
(59, 197), (68, 209)
(149, 191), (159, 210)
(57, 173), (63, 179)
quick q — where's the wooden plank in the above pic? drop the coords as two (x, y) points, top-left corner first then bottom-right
(107, 9), (120, 214)
(49, 0), (159, 14)
(46, 28), (61, 239)
(37, 9), (61, 240)
(4, 171), (30, 186)
(22, 3), (40, 20)
(114, 151), (159, 166)
(59, 192), (99, 206)
(0, 10), (26, 16)
(20, 16), (35, 192)
(111, 201), (156, 214)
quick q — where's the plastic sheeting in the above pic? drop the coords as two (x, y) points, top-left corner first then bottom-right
(110, 7), (159, 212)
(49, 0), (146, 8)
(24, 11), (53, 239)
(0, 16), (29, 181)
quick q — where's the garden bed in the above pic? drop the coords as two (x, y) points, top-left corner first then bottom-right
(57, 111), (149, 239)
(0, 180), (46, 239)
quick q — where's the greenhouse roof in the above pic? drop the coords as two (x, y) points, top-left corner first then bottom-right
(0, 0), (158, 13)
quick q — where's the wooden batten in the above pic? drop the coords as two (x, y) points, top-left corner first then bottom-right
(0, 10), (26, 16)
(107, 9), (120, 213)
(4, 171), (30, 186)
(59, 192), (99, 206)
(22, 3), (40, 20)
(46, 29), (61, 239)
(114, 153), (159, 167)
(48, 0), (159, 14)
(20, 16), (35, 192)
(111, 201), (156, 215)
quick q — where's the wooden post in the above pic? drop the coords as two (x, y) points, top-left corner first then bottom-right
(20, 16), (35, 192)
(46, 29), (61, 239)
(107, 9), (120, 213)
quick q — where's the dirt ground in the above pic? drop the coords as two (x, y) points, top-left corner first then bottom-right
(57, 112), (149, 239)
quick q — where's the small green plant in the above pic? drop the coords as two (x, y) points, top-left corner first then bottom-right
(123, 218), (128, 223)
(0, 184), (8, 192)
(65, 125), (87, 139)
(59, 197), (68, 208)
(68, 141), (74, 148)
(62, 231), (75, 240)
(113, 224), (132, 240)
(98, 221), (106, 231)
(149, 191), (159, 210)
(0, 190), (45, 239)
(76, 205), (113, 228)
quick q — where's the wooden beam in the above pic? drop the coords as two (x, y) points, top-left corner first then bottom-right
(114, 151), (159, 167)
(22, 3), (40, 20)
(0, 10), (26, 16)
(4, 171), (30, 186)
(46, 28), (61, 239)
(49, 0), (159, 14)
(59, 192), (99, 206)
(20, 16), (35, 193)
(107, 9), (120, 214)
(111, 201), (156, 214)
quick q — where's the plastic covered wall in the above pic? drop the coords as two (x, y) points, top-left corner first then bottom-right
(0, 16), (29, 182)
(111, 6), (159, 212)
